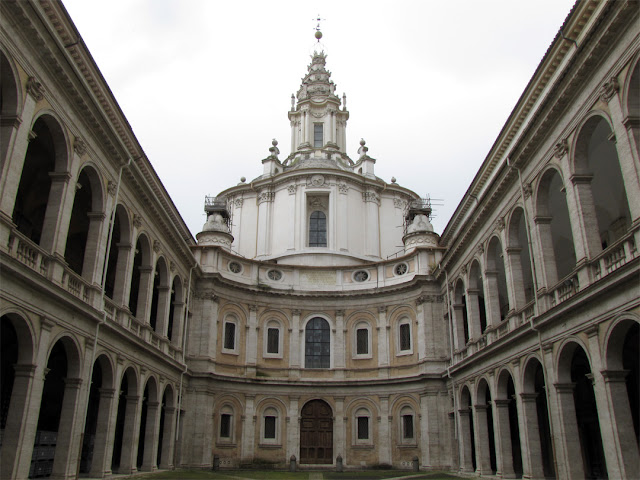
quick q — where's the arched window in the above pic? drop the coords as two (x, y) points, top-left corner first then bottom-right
(222, 315), (238, 353)
(353, 321), (371, 358)
(305, 317), (330, 368)
(354, 407), (371, 444)
(261, 407), (280, 445)
(399, 406), (415, 444)
(397, 318), (413, 355)
(218, 405), (234, 443)
(309, 211), (327, 247)
(263, 320), (282, 358)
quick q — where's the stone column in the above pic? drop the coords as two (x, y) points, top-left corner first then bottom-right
(51, 377), (84, 478)
(419, 394), (430, 467)
(159, 405), (177, 469)
(600, 370), (639, 478)
(288, 184), (297, 251)
(472, 404), (492, 475)
(245, 305), (258, 370)
(241, 395), (256, 462)
(112, 242), (132, 306)
(118, 394), (142, 474)
(135, 266), (154, 323)
(378, 396), (392, 465)
(0, 364), (38, 480)
(363, 190), (380, 257)
(170, 300), (185, 347)
(553, 383), (584, 479)
(40, 171), (72, 256)
(289, 310), (301, 373)
(334, 310), (345, 372)
(155, 285), (172, 337)
(337, 181), (348, 252)
(89, 387), (117, 477)
(452, 303), (467, 349)
(335, 397), (345, 465)
(518, 393), (544, 480)
(377, 306), (389, 369)
(256, 191), (274, 257)
(464, 289), (482, 340)
(83, 211), (107, 284)
(533, 216), (558, 288)
(141, 401), (161, 471)
(287, 396), (300, 461)
(568, 174), (601, 261)
(457, 408), (474, 473)
(493, 399), (515, 478)
(505, 247), (526, 310)
(415, 298), (427, 360)
(483, 270), (501, 327)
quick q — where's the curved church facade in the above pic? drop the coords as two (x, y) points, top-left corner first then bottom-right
(1, 1), (639, 479)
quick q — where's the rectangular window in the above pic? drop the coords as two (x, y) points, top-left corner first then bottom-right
(264, 416), (276, 439)
(402, 414), (414, 439)
(224, 322), (236, 350)
(267, 328), (279, 354)
(314, 123), (323, 148)
(220, 414), (231, 438)
(357, 416), (369, 440)
(356, 328), (368, 355)
(400, 323), (411, 351)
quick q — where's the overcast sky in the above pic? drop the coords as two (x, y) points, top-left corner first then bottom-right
(62, 0), (576, 238)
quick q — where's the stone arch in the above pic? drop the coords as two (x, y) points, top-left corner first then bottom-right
(486, 236), (510, 323)
(474, 377), (497, 475)
(0, 48), (22, 168)
(303, 315), (332, 369)
(458, 384), (476, 472)
(555, 340), (607, 478)
(535, 167), (576, 285)
(64, 163), (106, 280)
(572, 112), (631, 251)
(12, 113), (69, 249)
(105, 204), (132, 302)
(129, 233), (152, 319)
(602, 315), (640, 475)
(507, 206), (535, 308)
(137, 374), (160, 470)
(112, 366), (139, 473)
(31, 334), (83, 478)
(157, 383), (177, 469)
(495, 368), (523, 477)
(521, 355), (555, 478)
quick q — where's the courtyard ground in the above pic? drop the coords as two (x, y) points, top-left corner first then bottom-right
(128, 469), (465, 480)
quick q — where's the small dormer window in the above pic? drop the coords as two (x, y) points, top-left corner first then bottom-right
(314, 124), (323, 148)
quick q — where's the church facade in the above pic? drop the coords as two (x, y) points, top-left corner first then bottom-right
(0, 1), (638, 479)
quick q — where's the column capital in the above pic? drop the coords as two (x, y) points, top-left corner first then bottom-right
(553, 382), (576, 393)
(493, 399), (510, 408)
(13, 364), (37, 377)
(519, 392), (538, 402)
(600, 369), (629, 383)
(473, 404), (489, 411)
(99, 388), (116, 398)
(457, 408), (471, 416)
(64, 377), (83, 388)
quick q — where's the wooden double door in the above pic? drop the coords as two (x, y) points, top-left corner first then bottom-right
(300, 400), (333, 464)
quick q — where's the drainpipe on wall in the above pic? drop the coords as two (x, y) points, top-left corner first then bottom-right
(174, 262), (196, 469)
(507, 157), (559, 476)
(75, 157), (131, 478)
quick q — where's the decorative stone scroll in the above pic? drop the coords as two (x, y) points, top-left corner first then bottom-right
(600, 77), (619, 102)
(26, 76), (45, 101)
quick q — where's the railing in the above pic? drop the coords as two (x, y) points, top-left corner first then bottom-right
(8, 231), (50, 278)
(549, 274), (579, 307)
(61, 268), (91, 303)
(592, 229), (638, 280)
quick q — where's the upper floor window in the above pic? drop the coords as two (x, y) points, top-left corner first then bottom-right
(309, 211), (327, 247)
(356, 328), (368, 355)
(305, 317), (330, 368)
(223, 319), (237, 352)
(399, 320), (412, 353)
(314, 123), (323, 148)
(264, 319), (282, 358)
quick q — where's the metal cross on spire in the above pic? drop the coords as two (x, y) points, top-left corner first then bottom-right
(313, 14), (325, 41)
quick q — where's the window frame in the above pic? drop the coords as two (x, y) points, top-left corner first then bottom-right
(304, 316), (332, 369)
(353, 321), (372, 359)
(217, 405), (235, 445)
(263, 319), (283, 359)
(397, 318), (413, 356)
(260, 407), (281, 446)
(399, 406), (416, 445)
(313, 123), (323, 148)
(222, 316), (238, 354)
(308, 210), (327, 247)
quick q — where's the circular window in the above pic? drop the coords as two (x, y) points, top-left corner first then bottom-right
(394, 263), (408, 276)
(267, 269), (282, 281)
(228, 261), (242, 273)
(353, 270), (369, 282)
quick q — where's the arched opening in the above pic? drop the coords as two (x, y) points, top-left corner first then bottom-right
(169, 277), (183, 345)
(475, 379), (496, 475)
(0, 317), (19, 432)
(468, 261), (487, 335)
(305, 317), (330, 368)
(104, 206), (131, 300)
(128, 235), (152, 319)
(157, 385), (175, 468)
(12, 116), (66, 247)
(487, 237), (510, 323)
(496, 370), (522, 478)
(149, 257), (169, 334)
(137, 377), (159, 471)
(508, 208), (534, 308)
(536, 169), (576, 284)
(522, 358), (555, 479)
(31, 337), (82, 479)
(459, 386), (476, 473)
(64, 166), (104, 279)
(622, 323), (639, 445)
(574, 116), (631, 251)
(1, 50), (20, 168)
(111, 367), (138, 473)
(309, 210), (327, 247)
(300, 399), (333, 464)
